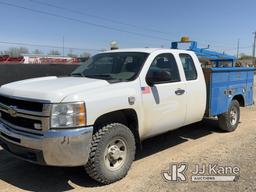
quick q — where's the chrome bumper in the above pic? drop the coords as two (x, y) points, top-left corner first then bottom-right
(0, 122), (93, 167)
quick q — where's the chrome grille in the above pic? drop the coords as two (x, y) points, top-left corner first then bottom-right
(1, 111), (42, 130)
(0, 95), (44, 112)
(0, 94), (50, 132)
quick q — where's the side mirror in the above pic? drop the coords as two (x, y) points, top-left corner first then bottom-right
(146, 70), (172, 86)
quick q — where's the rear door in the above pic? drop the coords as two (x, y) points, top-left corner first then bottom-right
(179, 53), (206, 125)
(142, 53), (187, 137)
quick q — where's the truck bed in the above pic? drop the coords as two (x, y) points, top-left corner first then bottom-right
(203, 67), (255, 117)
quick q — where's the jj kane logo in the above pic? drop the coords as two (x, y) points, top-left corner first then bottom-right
(162, 163), (240, 182)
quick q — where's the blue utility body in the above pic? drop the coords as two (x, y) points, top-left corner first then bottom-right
(203, 67), (254, 117)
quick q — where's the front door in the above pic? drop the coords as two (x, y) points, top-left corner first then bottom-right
(142, 53), (187, 137)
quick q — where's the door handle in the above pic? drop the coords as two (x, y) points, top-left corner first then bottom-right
(175, 89), (185, 95)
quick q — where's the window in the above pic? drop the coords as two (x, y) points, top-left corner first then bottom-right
(179, 54), (197, 80)
(147, 53), (180, 83)
(71, 52), (149, 82)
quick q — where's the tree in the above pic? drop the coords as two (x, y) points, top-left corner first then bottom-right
(32, 49), (43, 55)
(4, 47), (29, 57)
(48, 50), (61, 55)
(239, 53), (253, 60)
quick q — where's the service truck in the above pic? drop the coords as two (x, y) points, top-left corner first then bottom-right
(0, 48), (254, 184)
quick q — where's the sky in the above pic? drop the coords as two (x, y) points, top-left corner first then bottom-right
(0, 0), (255, 56)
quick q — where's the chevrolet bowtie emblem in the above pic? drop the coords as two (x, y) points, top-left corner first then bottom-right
(8, 106), (17, 117)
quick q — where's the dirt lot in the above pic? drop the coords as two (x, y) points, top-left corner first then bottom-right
(0, 80), (255, 192)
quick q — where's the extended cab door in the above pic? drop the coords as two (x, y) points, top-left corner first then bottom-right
(178, 53), (206, 125)
(141, 53), (187, 138)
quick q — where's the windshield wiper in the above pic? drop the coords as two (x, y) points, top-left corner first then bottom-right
(84, 74), (114, 80)
(71, 72), (85, 77)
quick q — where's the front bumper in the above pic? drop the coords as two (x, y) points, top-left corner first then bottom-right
(0, 122), (93, 167)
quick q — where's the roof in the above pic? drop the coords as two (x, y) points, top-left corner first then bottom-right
(104, 48), (161, 53)
(104, 48), (194, 54)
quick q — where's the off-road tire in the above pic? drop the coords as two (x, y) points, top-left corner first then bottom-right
(85, 123), (136, 184)
(218, 100), (240, 132)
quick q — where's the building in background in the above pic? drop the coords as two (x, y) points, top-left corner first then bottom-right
(0, 54), (90, 64)
(0, 55), (24, 64)
(22, 54), (78, 64)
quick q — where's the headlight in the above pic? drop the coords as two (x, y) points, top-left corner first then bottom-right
(51, 102), (86, 128)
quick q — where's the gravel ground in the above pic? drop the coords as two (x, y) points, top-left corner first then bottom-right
(0, 80), (255, 192)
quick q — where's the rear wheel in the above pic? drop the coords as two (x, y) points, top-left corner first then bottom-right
(85, 123), (136, 184)
(218, 100), (240, 132)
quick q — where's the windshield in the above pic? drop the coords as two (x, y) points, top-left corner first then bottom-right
(71, 52), (149, 82)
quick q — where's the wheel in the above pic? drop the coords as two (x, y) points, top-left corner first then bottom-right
(85, 123), (136, 184)
(217, 100), (240, 132)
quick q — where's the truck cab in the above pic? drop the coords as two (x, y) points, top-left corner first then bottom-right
(0, 48), (254, 184)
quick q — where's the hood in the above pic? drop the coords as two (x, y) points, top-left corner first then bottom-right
(0, 76), (109, 102)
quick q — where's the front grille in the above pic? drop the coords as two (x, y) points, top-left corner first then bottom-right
(0, 95), (43, 112)
(0, 111), (42, 130)
(0, 95), (50, 132)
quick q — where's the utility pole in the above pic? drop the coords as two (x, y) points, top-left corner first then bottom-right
(236, 39), (240, 59)
(62, 36), (65, 57)
(252, 32), (256, 66)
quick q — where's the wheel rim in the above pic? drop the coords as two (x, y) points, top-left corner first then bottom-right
(104, 137), (127, 171)
(230, 106), (238, 126)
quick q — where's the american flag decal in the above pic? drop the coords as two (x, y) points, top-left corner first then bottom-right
(141, 86), (151, 94)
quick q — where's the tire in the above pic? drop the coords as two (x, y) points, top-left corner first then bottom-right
(85, 123), (136, 184)
(217, 100), (240, 132)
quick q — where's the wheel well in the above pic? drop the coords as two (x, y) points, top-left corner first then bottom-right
(232, 95), (245, 107)
(94, 109), (141, 148)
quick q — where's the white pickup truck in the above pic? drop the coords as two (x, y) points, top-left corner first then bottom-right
(0, 48), (254, 184)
